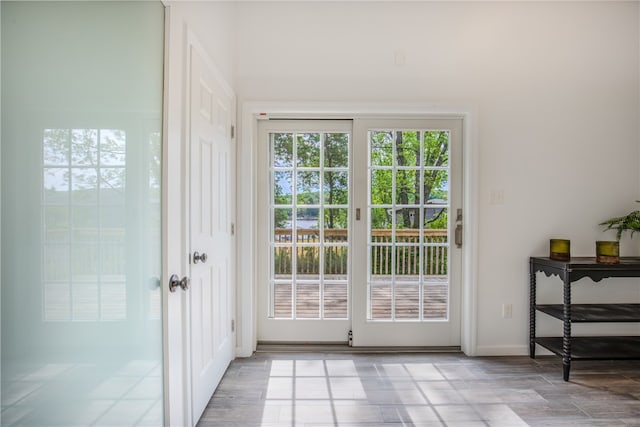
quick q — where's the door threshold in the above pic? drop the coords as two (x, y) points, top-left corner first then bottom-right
(256, 342), (461, 353)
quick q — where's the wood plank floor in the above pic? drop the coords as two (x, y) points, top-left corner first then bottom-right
(198, 351), (640, 426)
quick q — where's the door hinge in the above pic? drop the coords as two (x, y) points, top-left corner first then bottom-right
(230, 125), (235, 139)
(231, 222), (235, 236)
(231, 319), (235, 332)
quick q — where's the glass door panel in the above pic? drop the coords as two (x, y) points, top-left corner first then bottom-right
(352, 119), (462, 347)
(368, 129), (451, 321)
(258, 121), (352, 342)
(2, 2), (164, 425)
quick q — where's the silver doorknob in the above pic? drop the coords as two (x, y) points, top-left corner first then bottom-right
(168, 274), (190, 292)
(193, 251), (208, 264)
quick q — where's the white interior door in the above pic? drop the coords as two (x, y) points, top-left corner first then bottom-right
(188, 41), (235, 423)
(351, 118), (463, 347)
(257, 120), (352, 342)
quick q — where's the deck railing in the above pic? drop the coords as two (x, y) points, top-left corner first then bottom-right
(274, 229), (448, 276)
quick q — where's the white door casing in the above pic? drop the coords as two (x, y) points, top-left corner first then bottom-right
(188, 39), (236, 423)
(238, 103), (478, 358)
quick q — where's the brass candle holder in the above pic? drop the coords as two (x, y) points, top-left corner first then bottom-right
(549, 239), (570, 261)
(596, 241), (619, 264)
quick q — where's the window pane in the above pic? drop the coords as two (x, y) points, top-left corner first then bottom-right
(273, 246), (292, 280)
(424, 282), (448, 320)
(324, 133), (348, 168)
(297, 171), (319, 205)
(272, 133), (293, 167)
(395, 245), (420, 278)
(395, 131), (420, 167)
(425, 207), (448, 233)
(395, 285), (420, 320)
(274, 283), (292, 318)
(424, 169), (449, 203)
(274, 208), (293, 241)
(296, 283), (319, 318)
(324, 171), (348, 205)
(296, 133), (320, 167)
(324, 246), (347, 277)
(324, 209), (348, 242)
(370, 284), (392, 320)
(424, 245), (448, 276)
(297, 208), (319, 233)
(370, 170), (392, 205)
(423, 131), (449, 167)
(395, 169), (419, 206)
(274, 171), (293, 205)
(296, 246), (320, 280)
(370, 245), (392, 278)
(370, 131), (393, 166)
(370, 208), (392, 234)
(324, 283), (347, 319)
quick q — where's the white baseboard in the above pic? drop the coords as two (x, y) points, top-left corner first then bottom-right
(474, 345), (529, 356)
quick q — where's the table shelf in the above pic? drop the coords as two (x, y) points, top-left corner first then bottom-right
(535, 336), (640, 359)
(536, 304), (640, 322)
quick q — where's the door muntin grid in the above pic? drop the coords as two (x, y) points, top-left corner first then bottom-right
(367, 129), (450, 321)
(270, 131), (350, 319)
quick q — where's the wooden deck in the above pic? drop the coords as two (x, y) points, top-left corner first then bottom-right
(273, 276), (448, 320)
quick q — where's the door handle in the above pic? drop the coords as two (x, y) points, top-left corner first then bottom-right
(193, 251), (208, 264)
(455, 223), (463, 248)
(168, 274), (190, 292)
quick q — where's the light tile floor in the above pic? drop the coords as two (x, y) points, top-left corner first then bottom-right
(198, 351), (640, 427)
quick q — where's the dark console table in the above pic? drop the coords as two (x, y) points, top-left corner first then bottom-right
(529, 256), (640, 381)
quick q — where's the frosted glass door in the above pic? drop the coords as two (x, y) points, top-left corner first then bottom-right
(1, 2), (165, 426)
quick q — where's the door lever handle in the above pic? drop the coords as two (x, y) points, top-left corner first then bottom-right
(168, 274), (190, 292)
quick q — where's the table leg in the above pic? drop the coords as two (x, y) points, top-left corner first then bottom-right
(529, 262), (536, 358)
(562, 278), (572, 381)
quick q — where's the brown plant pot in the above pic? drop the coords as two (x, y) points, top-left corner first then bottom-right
(596, 241), (619, 264)
(549, 239), (570, 261)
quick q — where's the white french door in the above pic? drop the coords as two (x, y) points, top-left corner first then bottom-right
(257, 120), (352, 342)
(351, 118), (462, 347)
(256, 117), (462, 347)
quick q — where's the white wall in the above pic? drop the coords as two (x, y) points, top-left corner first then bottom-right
(235, 1), (640, 355)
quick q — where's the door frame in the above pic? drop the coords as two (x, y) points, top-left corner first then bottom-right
(237, 102), (480, 357)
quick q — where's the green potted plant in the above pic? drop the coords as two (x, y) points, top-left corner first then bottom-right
(598, 202), (640, 263)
